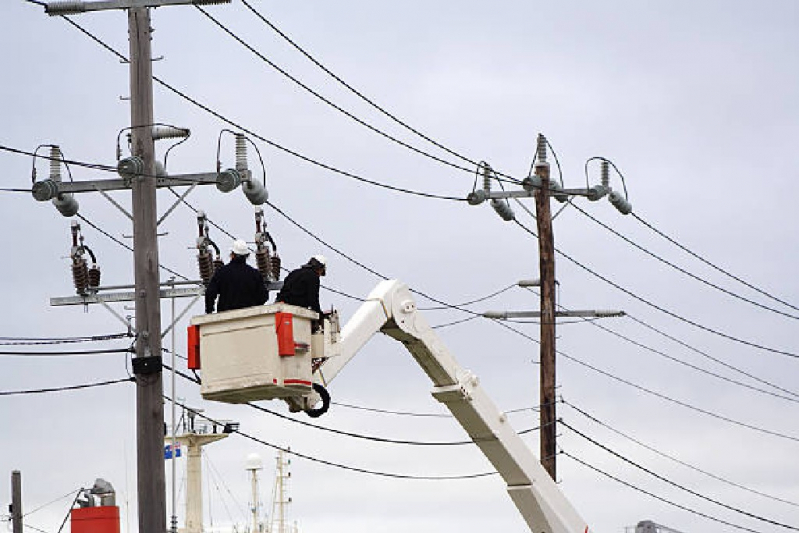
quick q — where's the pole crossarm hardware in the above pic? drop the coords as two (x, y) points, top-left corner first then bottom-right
(482, 310), (625, 320)
(50, 281), (283, 306)
(34, 172), (242, 195)
(45, 0), (231, 16)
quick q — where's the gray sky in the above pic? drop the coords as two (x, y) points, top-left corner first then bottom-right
(1, 1), (798, 532)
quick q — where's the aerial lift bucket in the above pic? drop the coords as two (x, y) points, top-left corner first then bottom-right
(188, 303), (320, 403)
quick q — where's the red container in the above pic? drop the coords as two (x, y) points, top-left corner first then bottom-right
(70, 506), (120, 533)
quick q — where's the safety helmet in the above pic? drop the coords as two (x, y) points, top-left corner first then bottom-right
(308, 254), (327, 275)
(231, 239), (250, 256)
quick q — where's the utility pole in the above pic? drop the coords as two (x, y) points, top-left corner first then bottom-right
(39, 2), (234, 532)
(127, 8), (166, 533)
(533, 134), (557, 480)
(468, 135), (629, 482)
(11, 471), (22, 533)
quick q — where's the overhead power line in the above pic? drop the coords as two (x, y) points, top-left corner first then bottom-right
(238, 1), (475, 167)
(0, 377), (134, 396)
(562, 421), (799, 531)
(0, 333), (129, 345)
(513, 219), (799, 359)
(572, 203), (799, 320)
(562, 451), (765, 533)
(563, 399), (799, 508)
(633, 212), (799, 313)
(195, 6), (487, 180)
(171, 397), (497, 481)
(52, 17), (465, 202)
(0, 347), (131, 356)
(559, 350), (799, 443)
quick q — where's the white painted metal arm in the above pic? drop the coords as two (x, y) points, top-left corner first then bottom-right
(316, 279), (589, 533)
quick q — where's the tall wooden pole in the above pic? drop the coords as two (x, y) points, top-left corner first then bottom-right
(129, 7), (166, 532)
(11, 471), (22, 533)
(534, 135), (557, 481)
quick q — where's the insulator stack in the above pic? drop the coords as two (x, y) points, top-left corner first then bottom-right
(536, 134), (547, 163)
(72, 260), (89, 295)
(601, 160), (610, 189)
(256, 247), (271, 281)
(491, 199), (516, 221)
(198, 252), (214, 285)
(235, 134), (247, 172)
(49, 146), (62, 181)
(481, 163), (492, 192)
(213, 258), (224, 274)
(87, 265), (101, 289)
(269, 254), (281, 281)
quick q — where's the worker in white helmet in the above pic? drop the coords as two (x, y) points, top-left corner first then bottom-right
(205, 239), (267, 314)
(276, 255), (327, 316)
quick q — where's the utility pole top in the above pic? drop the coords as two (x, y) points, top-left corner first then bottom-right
(45, 0), (230, 16)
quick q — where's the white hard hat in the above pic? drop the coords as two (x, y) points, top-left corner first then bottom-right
(231, 239), (250, 256)
(312, 255), (327, 266)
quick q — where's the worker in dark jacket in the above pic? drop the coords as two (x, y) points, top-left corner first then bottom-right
(276, 255), (327, 315)
(205, 239), (267, 314)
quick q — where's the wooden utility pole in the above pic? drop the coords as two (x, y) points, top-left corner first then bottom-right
(534, 134), (557, 481)
(11, 470), (22, 533)
(128, 7), (166, 533)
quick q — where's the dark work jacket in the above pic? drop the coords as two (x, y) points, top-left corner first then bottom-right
(276, 265), (321, 314)
(205, 255), (267, 313)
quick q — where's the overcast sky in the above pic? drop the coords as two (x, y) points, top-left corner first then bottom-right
(1, 1), (798, 533)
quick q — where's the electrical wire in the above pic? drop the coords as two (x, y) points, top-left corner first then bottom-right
(558, 349), (799, 442)
(419, 284), (516, 310)
(562, 399), (799, 508)
(584, 315), (799, 403)
(54, 19), (468, 202)
(0, 333), (129, 345)
(431, 315), (480, 329)
(0, 377), (134, 396)
(562, 451), (765, 533)
(572, 203), (799, 320)
(562, 421), (799, 531)
(196, 6), (484, 179)
(172, 398), (497, 480)
(513, 219), (799, 359)
(625, 313), (799, 399)
(633, 214), (799, 313)
(0, 347), (131, 356)
(238, 0), (524, 186)
(172, 364), (539, 446)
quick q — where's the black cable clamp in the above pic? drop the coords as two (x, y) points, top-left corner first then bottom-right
(132, 355), (163, 376)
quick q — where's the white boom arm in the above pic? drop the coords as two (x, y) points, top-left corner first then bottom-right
(315, 280), (589, 533)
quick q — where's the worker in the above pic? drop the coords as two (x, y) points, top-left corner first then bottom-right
(205, 239), (267, 314)
(276, 255), (327, 316)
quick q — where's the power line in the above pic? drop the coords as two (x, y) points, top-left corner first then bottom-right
(562, 399), (799, 509)
(0, 347), (131, 356)
(52, 18), (466, 203)
(562, 451), (765, 533)
(0, 377), (134, 396)
(195, 6), (488, 180)
(587, 315), (799, 403)
(0, 333), (129, 345)
(626, 313), (799, 399)
(419, 284), (516, 310)
(572, 203), (799, 320)
(558, 349), (799, 443)
(562, 421), (799, 531)
(173, 364), (540, 446)
(633, 212), (799, 313)
(238, 0), (525, 186)
(172, 398), (496, 481)
(513, 219), (799, 359)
